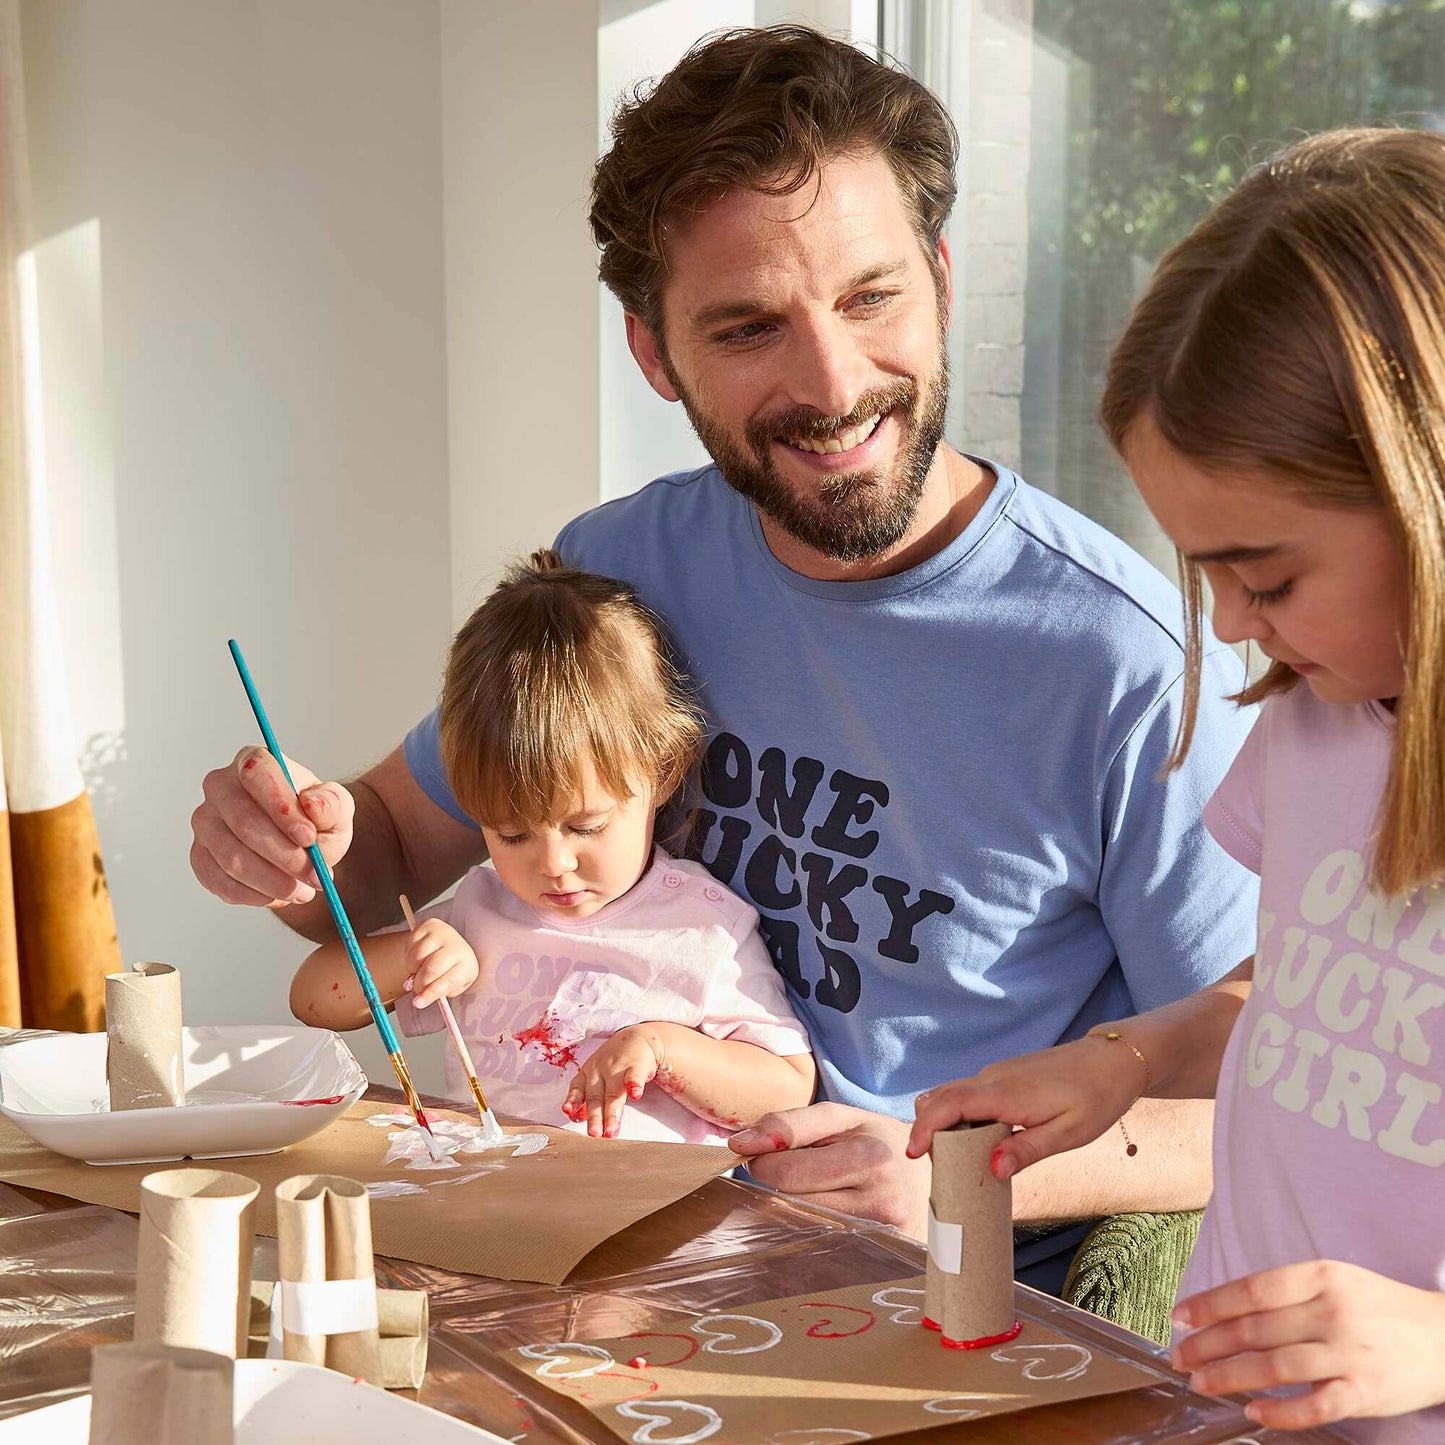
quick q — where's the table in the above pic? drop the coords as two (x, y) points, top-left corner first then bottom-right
(0, 1097), (1346, 1444)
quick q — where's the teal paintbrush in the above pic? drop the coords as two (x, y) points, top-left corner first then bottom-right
(227, 638), (440, 1154)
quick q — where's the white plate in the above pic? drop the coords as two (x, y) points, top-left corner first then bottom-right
(0, 1025), (366, 1165)
(0, 1358), (506, 1443)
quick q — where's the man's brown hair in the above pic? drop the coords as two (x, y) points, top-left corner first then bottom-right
(1102, 128), (1445, 897)
(590, 24), (959, 339)
(441, 551), (704, 830)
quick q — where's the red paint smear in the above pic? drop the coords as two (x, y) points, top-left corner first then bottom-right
(280, 1094), (345, 1107)
(624, 1331), (699, 1368)
(513, 1012), (579, 1071)
(767, 1132), (789, 1152)
(801, 1303), (875, 1338)
(990, 1144), (1009, 1178)
(280, 802), (291, 816)
(243, 758), (257, 772)
(941, 1319), (1023, 1351)
(921, 1316), (941, 1332)
(331, 982), (339, 991)
(627, 1356), (648, 1370)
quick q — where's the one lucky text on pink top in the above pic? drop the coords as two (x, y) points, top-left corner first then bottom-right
(392, 850), (811, 1144)
(1184, 685), (1445, 1445)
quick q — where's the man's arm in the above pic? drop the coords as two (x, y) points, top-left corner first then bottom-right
(1009, 1095), (1213, 1224)
(730, 1094), (1213, 1243)
(190, 744), (486, 941)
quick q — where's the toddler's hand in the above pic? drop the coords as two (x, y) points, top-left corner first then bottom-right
(1174, 1260), (1445, 1429)
(404, 918), (479, 1007)
(907, 1032), (1145, 1179)
(562, 1026), (662, 1139)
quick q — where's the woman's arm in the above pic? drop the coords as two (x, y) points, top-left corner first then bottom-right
(564, 1022), (816, 1138)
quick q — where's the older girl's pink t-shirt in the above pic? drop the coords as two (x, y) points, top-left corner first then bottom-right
(393, 850), (810, 1144)
(1185, 685), (1445, 1444)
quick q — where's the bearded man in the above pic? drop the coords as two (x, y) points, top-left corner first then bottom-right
(190, 26), (1255, 1294)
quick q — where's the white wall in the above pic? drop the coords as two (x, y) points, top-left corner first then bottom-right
(442, 0), (599, 624)
(20, 0), (884, 1089)
(22, 0), (456, 1088)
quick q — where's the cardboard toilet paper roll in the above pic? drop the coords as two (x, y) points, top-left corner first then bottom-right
(377, 1287), (429, 1389)
(923, 1120), (1018, 1349)
(106, 962), (185, 1109)
(134, 1168), (259, 1358)
(250, 1282), (429, 1389)
(275, 1173), (382, 1380)
(87, 1342), (234, 1445)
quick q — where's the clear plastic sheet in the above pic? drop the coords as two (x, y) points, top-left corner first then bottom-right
(0, 1100), (1348, 1443)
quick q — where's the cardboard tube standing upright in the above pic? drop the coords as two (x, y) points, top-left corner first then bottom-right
(923, 1120), (1020, 1349)
(106, 962), (185, 1109)
(134, 1169), (259, 1358)
(275, 1174), (381, 1380)
(87, 1343), (234, 1445)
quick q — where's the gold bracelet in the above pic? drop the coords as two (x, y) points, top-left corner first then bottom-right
(1089, 1029), (1152, 1158)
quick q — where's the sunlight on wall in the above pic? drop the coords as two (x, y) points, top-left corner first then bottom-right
(31, 219), (127, 827)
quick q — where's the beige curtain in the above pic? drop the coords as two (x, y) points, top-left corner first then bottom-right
(0, 0), (117, 1029)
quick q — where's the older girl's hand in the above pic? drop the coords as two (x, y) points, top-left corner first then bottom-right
(907, 1032), (1147, 1178)
(1174, 1261), (1445, 1430)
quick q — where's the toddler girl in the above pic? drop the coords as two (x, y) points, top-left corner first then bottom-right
(292, 550), (815, 1143)
(910, 129), (1445, 1440)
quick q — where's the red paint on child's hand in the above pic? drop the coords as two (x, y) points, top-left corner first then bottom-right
(627, 1082), (644, 1101)
(627, 1357), (648, 1370)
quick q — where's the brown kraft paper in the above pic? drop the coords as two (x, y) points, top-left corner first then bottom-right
(106, 963), (185, 1110)
(275, 1173), (381, 1380)
(134, 1169), (258, 1357)
(87, 1342), (234, 1445)
(924, 1120), (1015, 1348)
(504, 1274), (1160, 1444)
(0, 1100), (735, 1286)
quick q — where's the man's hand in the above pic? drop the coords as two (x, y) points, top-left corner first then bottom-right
(190, 746), (354, 907)
(403, 919), (479, 1009)
(1174, 1261), (1445, 1430)
(563, 1026), (662, 1139)
(907, 1035), (1143, 1181)
(728, 1102), (931, 1240)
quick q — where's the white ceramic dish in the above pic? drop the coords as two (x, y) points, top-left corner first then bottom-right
(0, 1025), (366, 1165)
(0, 1358), (506, 1443)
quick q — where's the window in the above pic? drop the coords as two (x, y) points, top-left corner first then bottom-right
(888, 0), (1445, 575)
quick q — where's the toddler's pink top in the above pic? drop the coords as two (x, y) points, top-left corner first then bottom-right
(393, 850), (811, 1144)
(1185, 685), (1445, 1443)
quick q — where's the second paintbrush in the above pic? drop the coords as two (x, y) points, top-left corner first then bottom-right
(399, 893), (506, 1146)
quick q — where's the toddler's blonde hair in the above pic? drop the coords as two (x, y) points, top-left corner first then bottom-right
(441, 550), (704, 830)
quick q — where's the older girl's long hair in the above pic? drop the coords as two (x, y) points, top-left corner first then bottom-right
(441, 550), (704, 832)
(1102, 128), (1445, 897)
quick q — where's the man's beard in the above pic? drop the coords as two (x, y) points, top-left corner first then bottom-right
(669, 341), (950, 565)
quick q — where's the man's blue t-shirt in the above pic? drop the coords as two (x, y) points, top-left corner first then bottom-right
(405, 462), (1259, 1117)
